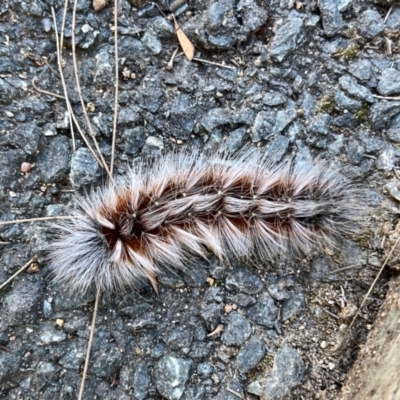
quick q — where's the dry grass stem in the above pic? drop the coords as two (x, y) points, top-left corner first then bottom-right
(51, 6), (76, 152)
(0, 257), (35, 290)
(0, 216), (73, 226)
(192, 57), (236, 70)
(384, 6), (393, 23)
(348, 236), (400, 331)
(373, 94), (400, 100)
(72, 0), (113, 180)
(32, 77), (65, 99)
(110, 0), (119, 176)
(77, 287), (101, 400)
(60, 0), (69, 50)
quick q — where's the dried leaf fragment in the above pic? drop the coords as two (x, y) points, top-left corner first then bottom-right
(93, 0), (108, 11)
(171, 14), (194, 61)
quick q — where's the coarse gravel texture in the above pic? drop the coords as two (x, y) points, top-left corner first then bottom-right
(0, 0), (399, 399)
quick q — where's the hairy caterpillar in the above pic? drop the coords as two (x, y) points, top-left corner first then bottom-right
(48, 148), (363, 294)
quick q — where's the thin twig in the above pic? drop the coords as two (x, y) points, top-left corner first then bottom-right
(373, 94), (400, 101)
(44, 59), (61, 78)
(320, 306), (339, 320)
(0, 257), (35, 290)
(330, 265), (360, 274)
(0, 242), (11, 245)
(32, 77), (65, 99)
(60, 0), (69, 51)
(226, 387), (244, 400)
(71, 0), (113, 181)
(0, 216), (73, 226)
(384, 6), (393, 23)
(192, 57), (236, 70)
(77, 287), (101, 400)
(166, 47), (179, 70)
(51, 6), (76, 152)
(110, 0), (119, 176)
(348, 236), (400, 331)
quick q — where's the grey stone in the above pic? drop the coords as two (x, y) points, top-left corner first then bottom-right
(222, 311), (252, 346)
(387, 128), (400, 142)
(270, 16), (304, 62)
(333, 114), (357, 128)
(39, 324), (67, 345)
(90, 345), (123, 378)
(247, 292), (278, 328)
(338, 241), (367, 266)
(318, 0), (344, 37)
(300, 91), (316, 118)
(263, 91), (287, 106)
(339, 75), (374, 103)
(377, 68), (400, 96)
(358, 10), (385, 39)
(237, 335), (266, 373)
(10, 122), (41, 154)
(266, 135), (290, 162)
(169, 94), (196, 139)
(273, 108), (297, 135)
(59, 343), (84, 370)
(201, 108), (232, 132)
(262, 343), (305, 400)
(386, 6), (400, 29)
(308, 113), (331, 135)
(223, 127), (247, 152)
(369, 101), (400, 130)
(360, 130), (384, 154)
(348, 59), (372, 81)
(142, 31), (162, 54)
(94, 50), (114, 85)
(70, 147), (102, 188)
(207, 0), (233, 32)
(155, 356), (193, 400)
(42, 300), (52, 318)
(251, 110), (276, 142)
(36, 135), (71, 182)
(166, 326), (194, 351)
(229, 293), (257, 307)
(133, 363), (151, 400)
(3, 279), (42, 324)
(214, 381), (244, 400)
(0, 78), (17, 101)
(267, 278), (291, 301)
(183, 265), (208, 287)
(237, 0), (268, 31)
(208, 34), (234, 50)
(181, 386), (205, 400)
(143, 136), (164, 155)
(122, 126), (146, 154)
(119, 37), (145, 61)
(197, 362), (213, 377)
(346, 140), (365, 165)
(147, 16), (175, 39)
(385, 181), (400, 202)
(200, 303), (224, 331)
(334, 90), (362, 112)
(281, 294), (306, 321)
(225, 268), (264, 295)
(376, 144), (395, 171)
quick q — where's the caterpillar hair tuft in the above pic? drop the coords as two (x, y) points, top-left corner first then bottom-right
(48, 149), (365, 294)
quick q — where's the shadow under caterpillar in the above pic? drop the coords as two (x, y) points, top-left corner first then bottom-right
(48, 148), (364, 294)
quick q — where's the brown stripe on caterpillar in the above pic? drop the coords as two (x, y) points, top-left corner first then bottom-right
(47, 148), (366, 295)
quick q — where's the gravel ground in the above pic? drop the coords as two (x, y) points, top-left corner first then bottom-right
(0, 0), (399, 399)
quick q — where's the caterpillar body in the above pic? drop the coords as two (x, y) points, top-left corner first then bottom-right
(48, 148), (363, 294)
